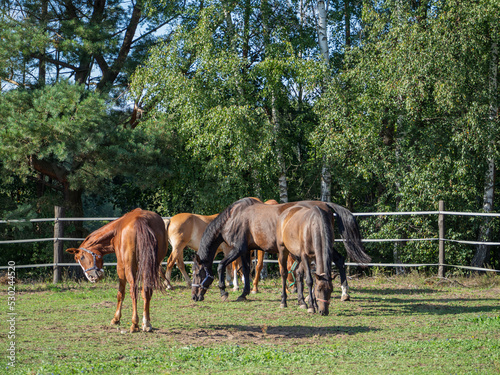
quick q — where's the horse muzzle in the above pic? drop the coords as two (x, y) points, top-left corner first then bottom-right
(85, 269), (104, 283)
(191, 292), (205, 302)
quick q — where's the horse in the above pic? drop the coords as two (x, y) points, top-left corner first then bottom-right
(191, 198), (370, 309)
(164, 199), (279, 291)
(66, 208), (167, 333)
(276, 204), (335, 315)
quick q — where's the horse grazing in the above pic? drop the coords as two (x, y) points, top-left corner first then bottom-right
(191, 198), (370, 311)
(165, 199), (279, 291)
(66, 208), (167, 333)
(276, 204), (335, 315)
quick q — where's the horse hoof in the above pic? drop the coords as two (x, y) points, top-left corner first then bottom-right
(299, 304), (307, 309)
(280, 303), (287, 308)
(110, 318), (120, 326)
(232, 287), (239, 292)
(142, 324), (153, 332)
(166, 284), (174, 291)
(341, 295), (350, 302)
(251, 290), (258, 294)
(307, 308), (315, 314)
(221, 294), (229, 302)
(236, 296), (247, 302)
(130, 325), (140, 333)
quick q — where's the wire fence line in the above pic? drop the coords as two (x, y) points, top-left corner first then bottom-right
(1, 206), (500, 274)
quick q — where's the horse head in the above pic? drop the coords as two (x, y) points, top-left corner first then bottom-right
(66, 247), (104, 283)
(314, 273), (333, 316)
(191, 254), (214, 302)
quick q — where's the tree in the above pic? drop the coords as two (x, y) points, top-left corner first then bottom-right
(131, 0), (324, 210)
(313, 0), (500, 266)
(0, 0), (182, 215)
(0, 81), (173, 215)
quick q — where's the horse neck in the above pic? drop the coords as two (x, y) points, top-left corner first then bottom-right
(198, 234), (223, 268)
(82, 220), (118, 254)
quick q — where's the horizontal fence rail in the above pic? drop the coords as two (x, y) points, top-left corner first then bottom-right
(1, 203), (500, 277)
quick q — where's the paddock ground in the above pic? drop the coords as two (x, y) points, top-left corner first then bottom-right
(1, 273), (499, 374)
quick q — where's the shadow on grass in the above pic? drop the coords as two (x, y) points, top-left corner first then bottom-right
(203, 323), (376, 338)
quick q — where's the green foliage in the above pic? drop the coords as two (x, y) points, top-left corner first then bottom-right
(313, 0), (500, 266)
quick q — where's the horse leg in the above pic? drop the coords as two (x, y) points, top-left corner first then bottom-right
(159, 267), (173, 290)
(111, 273), (126, 326)
(332, 251), (350, 301)
(278, 248), (289, 308)
(231, 260), (239, 291)
(302, 258), (316, 313)
(217, 246), (246, 301)
(166, 244), (191, 289)
(251, 251), (264, 294)
(217, 258), (230, 301)
(287, 255), (298, 293)
(295, 261), (307, 309)
(124, 266), (140, 333)
(141, 287), (154, 332)
(237, 251), (251, 301)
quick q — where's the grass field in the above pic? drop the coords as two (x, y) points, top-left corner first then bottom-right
(1, 272), (499, 374)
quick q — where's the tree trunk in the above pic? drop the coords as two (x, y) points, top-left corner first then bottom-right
(317, 0), (329, 64)
(321, 161), (331, 202)
(262, 0), (288, 203)
(473, 38), (498, 268)
(317, 0), (331, 202)
(345, 0), (351, 48)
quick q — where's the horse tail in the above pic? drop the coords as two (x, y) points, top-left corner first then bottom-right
(314, 206), (334, 275)
(326, 203), (371, 264)
(135, 216), (164, 292)
(164, 218), (171, 246)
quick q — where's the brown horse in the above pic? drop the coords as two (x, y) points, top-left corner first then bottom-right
(192, 198), (370, 310)
(66, 208), (167, 333)
(276, 204), (334, 315)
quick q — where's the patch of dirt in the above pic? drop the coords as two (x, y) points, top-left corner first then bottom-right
(152, 324), (363, 346)
(91, 301), (115, 308)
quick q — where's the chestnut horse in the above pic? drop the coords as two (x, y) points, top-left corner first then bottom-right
(66, 208), (167, 333)
(192, 198), (370, 310)
(163, 199), (279, 291)
(163, 213), (241, 289)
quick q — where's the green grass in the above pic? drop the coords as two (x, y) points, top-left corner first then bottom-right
(1, 273), (499, 374)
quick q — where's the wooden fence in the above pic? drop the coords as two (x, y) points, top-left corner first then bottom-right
(1, 201), (500, 283)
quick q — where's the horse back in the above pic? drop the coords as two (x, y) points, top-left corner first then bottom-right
(229, 203), (289, 253)
(167, 212), (224, 252)
(278, 205), (332, 259)
(115, 209), (166, 255)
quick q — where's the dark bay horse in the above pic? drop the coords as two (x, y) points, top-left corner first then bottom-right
(164, 199), (279, 291)
(66, 208), (167, 333)
(191, 198), (370, 311)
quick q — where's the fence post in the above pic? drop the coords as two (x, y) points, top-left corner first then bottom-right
(438, 200), (445, 278)
(53, 206), (65, 283)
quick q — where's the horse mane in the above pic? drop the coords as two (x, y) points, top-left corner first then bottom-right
(198, 197), (258, 265)
(82, 219), (118, 252)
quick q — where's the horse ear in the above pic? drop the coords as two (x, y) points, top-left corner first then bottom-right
(66, 248), (79, 254)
